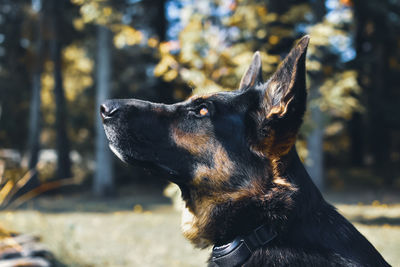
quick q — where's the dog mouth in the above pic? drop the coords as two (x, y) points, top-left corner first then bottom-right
(109, 143), (128, 163)
(108, 143), (180, 178)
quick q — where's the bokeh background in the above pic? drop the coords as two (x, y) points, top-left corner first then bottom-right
(0, 0), (399, 266)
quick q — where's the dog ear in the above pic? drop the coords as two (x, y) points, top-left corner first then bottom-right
(263, 36), (309, 127)
(238, 51), (263, 91)
(252, 36), (309, 159)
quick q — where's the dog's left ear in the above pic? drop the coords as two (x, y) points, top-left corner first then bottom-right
(252, 36), (309, 158)
(239, 51), (263, 91)
(262, 36), (309, 130)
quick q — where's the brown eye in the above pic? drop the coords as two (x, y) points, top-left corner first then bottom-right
(199, 107), (209, 116)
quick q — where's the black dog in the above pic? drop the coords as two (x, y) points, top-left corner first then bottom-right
(101, 36), (390, 266)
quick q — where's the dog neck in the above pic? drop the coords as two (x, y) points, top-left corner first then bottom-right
(178, 148), (323, 248)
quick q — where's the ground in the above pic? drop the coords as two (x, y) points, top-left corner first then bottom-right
(0, 185), (399, 267)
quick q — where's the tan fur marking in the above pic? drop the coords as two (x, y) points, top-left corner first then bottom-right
(273, 177), (293, 188)
(266, 94), (294, 118)
(183, 174), (296, 247)
(251, 128), (297, 190)
(192, 144), (234, 186)
(171, 126), (211, 156)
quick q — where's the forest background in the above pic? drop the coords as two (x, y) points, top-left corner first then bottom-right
(0, 0), (399, 266)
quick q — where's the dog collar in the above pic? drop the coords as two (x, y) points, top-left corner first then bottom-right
(211, 224), (277, 267)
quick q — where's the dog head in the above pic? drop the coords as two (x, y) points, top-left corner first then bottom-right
(101, 36), (309, 246)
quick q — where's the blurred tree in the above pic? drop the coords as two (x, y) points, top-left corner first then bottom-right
(1, 0), (397, 192)
(353, 0), (400, 185)
(300, 0), (361, 189)
(305, 0), (326, 190)
(26, 0), (45, 191)
(73, 0), (173, 189)
(0, 0), (31, 150)
(94, 25), (114, 196)
(49, 0), (72, 179)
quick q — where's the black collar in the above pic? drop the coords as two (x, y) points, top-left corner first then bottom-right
(211, 224), (277, 267)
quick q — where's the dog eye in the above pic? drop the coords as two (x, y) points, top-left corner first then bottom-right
(189, 104), (210, 118)
(198, 107), (209, 117)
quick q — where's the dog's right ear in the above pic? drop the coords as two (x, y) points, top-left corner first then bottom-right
(238, 51), (263, 91)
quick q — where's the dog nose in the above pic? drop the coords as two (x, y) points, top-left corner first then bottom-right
(100, 102), (119, 120)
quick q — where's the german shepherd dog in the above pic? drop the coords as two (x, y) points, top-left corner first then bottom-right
(101, 36), (390, 266)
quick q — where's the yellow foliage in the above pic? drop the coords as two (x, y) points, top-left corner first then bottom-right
(318, 71), (363, 119)
(103, 7), (112, 17)
(164, 70), (178, 82)
(71, 0), (85, 4)
(113, 25), (143, 48)
(154, 54), (178, 77)
(308, 22), (345, 46)
(325, 122), (344, 136)
(307, 59), (322, 71)
(37, 43), (94, 127)
(269, 35), (280, 45)
(147, 37), (159, 48)
(62, 44), (94, 102)
(80, 1), (100, 23)
(154, 0), (309, 95)
(153, 0), (361, 137)
(73, 18), (85, 31)
(41, 61), (56, 125)
(231, 51), (254, 66)
(280, 4), (311, 24)
(73, 0), (121, 26)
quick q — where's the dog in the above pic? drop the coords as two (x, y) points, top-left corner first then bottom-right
(100, 36), (390, 266)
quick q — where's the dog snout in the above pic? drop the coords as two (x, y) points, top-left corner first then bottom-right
(100, 101), (119, 121)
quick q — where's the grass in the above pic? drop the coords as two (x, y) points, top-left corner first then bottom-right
(0, 186), (399, 266)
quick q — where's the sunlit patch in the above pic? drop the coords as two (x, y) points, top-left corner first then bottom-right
(181, 206), (195, 233)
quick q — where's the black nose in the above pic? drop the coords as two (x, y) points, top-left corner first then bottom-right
(100, 102), (119, 121)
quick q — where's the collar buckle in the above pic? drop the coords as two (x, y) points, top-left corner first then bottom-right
(253, 224), (277, 246)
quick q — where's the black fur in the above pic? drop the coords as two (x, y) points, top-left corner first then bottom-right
(101, 36), (390, 266)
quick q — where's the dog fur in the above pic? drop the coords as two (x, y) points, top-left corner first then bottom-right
(101, 36), (390, 266)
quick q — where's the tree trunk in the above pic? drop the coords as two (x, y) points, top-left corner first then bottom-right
(22, 0), (44, 195)
(351, 0), (366, 168)
(348, 112), (364, 166)
(50, 0), (71, 179)
(353, 0), (391, 184)
(143, 0), (174, 103)
(27, 73), (41, 186)
(93, 25), (114, 196)
(370, 42), (391, 184)
(305, 0), (326, 191)
(306, 87), (324, 191)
